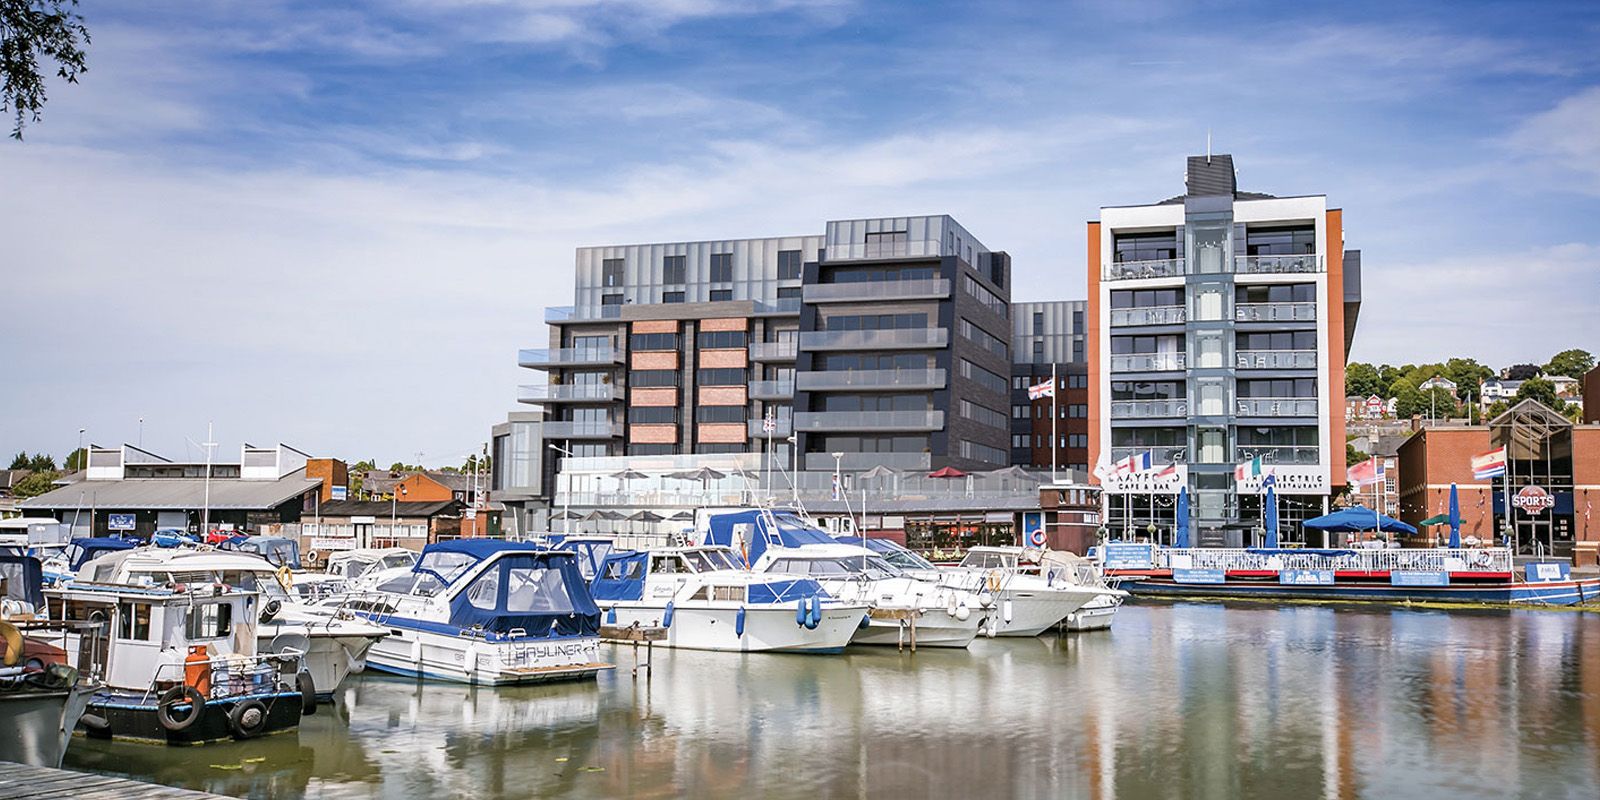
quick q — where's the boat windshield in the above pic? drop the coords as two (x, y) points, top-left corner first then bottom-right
(416, 551), (480, 584)
(862, 540), (937, 571)
(684, 549), (739, 572)
(959, 551), (1018, 571)
(766, 554), (901, 580)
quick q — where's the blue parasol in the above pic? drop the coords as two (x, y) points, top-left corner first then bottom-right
(1448, 483), (1461, 549)
(1264, 484), (1279, 548)
(1175, 486), (1190, 548)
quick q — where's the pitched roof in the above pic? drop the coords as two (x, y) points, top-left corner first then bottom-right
(316, 499), (461, 517)
(19, 470), (321, 511)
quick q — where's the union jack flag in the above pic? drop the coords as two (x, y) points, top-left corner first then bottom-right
(1027, 380), (1055, 400)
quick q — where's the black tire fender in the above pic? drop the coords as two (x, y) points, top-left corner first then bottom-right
(228, 699), (269, 740)
(156, 685), (206, 732)
(297, 671), (317, 715)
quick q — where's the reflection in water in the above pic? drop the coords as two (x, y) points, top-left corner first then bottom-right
(63, 603), (1600, 799)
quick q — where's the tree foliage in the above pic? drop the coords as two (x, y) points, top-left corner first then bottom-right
(1504, 363), (1541, 381)
(1443, 358), (1493, 391)
(1, 0), (91, 139)
(10, 451), (57, 470)
(1345, 362), (1381, 397)
(1544, 348), (1594, 379)
(63, 446), (84, 471)
(10, 468), (59, 498)
(1514, 377), (1564, 411)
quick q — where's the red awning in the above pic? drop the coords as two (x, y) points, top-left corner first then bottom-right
(927, 466), (968, 478)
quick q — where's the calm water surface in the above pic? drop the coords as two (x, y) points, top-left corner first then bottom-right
(63, 602), (1600, 799)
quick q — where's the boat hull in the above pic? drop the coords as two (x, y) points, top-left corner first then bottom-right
(1122, 577), (1600, 606)
(850, 611), (983, 648)
(0, 683), (95, 767)
(605, 604), (866, 653)
(986, 591), (1095, 637)
(362, 622), (611, 685)
(1064, 595), (1121, 631)
(82, 690), (302, 745)
(257, 630), (380, 700)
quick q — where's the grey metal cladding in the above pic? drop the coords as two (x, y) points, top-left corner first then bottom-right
(1185, 154), (1237, 197)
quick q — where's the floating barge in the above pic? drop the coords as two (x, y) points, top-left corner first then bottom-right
(1100, 545), (1600, 607)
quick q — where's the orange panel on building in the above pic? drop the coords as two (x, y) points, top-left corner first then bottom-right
(700, 318), (746, 332)
(631, 320), (677, 334)
(304, 458), (349, 503)
(697, 423), (746, 444)
(700, 386), (747, 406)
(1326, 209), (1349, 488)
(632, 351), (678, 370)
(393, 473), (455, 503)
(1085, 221), (1102, 485)
(698, 348), (748, 368)
(630, 424), (678, 444)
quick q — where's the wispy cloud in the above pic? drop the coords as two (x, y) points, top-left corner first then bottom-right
(1507, 86), (1600, 194)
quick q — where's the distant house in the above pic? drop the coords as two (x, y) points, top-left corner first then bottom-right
(302, 498), (466, 557)
(1418, 375), (1457, 395)
(359, 470), (483, 505)
(1549, 374), (1580, 399)
(1479, 378), (1523, 405)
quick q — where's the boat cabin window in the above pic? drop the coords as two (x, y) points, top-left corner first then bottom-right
(650, 554), (689, 574)
(959, 552), (1016, 570)
(711, 585), (745, 602)
(216, 570), (264, 593)
(417, 551), (478, 584)
(185, 602), (233, 640)
(59, 598), (115, 625)
(687, 586), (710, 601)
(683, 550), (735, 572)
(467, 567), (500, 610)
(601, 557), (645, 582)
(381, 553), (416, 571)
(504, 567), (575, 614)
(767, 556), (898, 580)
(377, 571), (446, 597)
(117, 601), (153, 641)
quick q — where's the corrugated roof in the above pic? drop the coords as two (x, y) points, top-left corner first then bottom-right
(19, 470), (320, 511)
(315, 499), (461, 517)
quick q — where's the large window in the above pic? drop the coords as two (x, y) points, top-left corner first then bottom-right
(814, 434), (930, 453)
(1246, 225), (1316, 255)
(117, 602), (152, 641)
(820, 394), (930, 412)
(1113, 231), (1179, 263)
(962, 274), (1007, 315)
(631, 369), (678, 387)
(602, 258), (625, 287)
(1110, 288), (1184, 308)
(710, 253), (734, 282)
(826, 264), (935, 283)
(818, 353), (930, 371)
(185, 602), (233, 640)
(629, 406), (678, 424)
(697, 368), (747, 385)
(778, 250), (803, 280)
(959, 439), (1008, 464)
(1238, 378), (1317, 398)
(629, 443), (676, 455)
(1110, 335), (1181, 355)
(959, 319), (1008, 358)
(697, 330), (747, 349)
(709, 289), (733, 301)
(601, 294), (623, 306)
(1112, 380), (1184, 400)
(505, 567), (575, 614)
(960, 359), (1007, 394)
(959, 400), (1006, 429)
(1236, 283), (1316, 303)
(1236, 331), (1317, 351)
(630, 332), (678, 351)
(663, 255), (686, 284)
(821, 313), (928, 331)
(663, 291), (685, 304)
(699, 406), (746, 423)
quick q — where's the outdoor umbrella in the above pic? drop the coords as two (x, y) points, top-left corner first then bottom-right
(666, 510), (696, 521)
(610, 469), (649, 480)
(1174, 486), (1190, 548)
(629, 510), (665, 522)
(1263, 484), (1280, 548)
(859, 464), (897, 480)
(927, 466), (967, 479)
(1448, 483), (1462, 549)
(1302, 506), (1417, 536)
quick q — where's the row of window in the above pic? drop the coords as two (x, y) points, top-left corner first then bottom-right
(1110, 226), (1316, 263)
(959, 359), (1008, 395)
(1012, 434), (1088, 449)
(818, 393), (930, 412)
(959, 400), (1007, 430)
(819, 353), (930, 371)
(1011, 404), (1087, 419)
(962, 274), (1007, 316)
(959, 439), (1008, 464)
(1029, 309), (1085, 334)
(821, 313), (929, 331)
(1011, 373), (1089, 391)
(698, 330), (747, 349)
(603, 250), (808, 288)
(825, 265), (936, 283)
(959, 318), (1008, 358)
(1107, 425), (1317, 448)
(631, 333), (678, 351)
(812, 434), (930, 453)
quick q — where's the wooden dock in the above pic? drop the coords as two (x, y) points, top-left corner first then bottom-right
(0, 761), (235, 800)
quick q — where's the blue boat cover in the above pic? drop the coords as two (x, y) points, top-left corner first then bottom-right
(68, 537), (137, 570)
(0, 554), (44, 609)
(426, 539), (546, 560)
(589, 551), (649, 601)
(747, 578), (830, 604)
(553, 538), (617, 581)
(704, 510), (834, 566)
(446, 550), (600, 637)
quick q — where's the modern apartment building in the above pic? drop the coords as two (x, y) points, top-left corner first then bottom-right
(518, 215), (1016, 485)
(1010, 300), (1090, 474)
(1087, 154), (1362, 547)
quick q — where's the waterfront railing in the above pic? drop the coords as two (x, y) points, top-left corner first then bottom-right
(1154, 547), (1513, 574)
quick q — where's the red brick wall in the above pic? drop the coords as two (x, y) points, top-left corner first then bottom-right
(631, 424), (677, 444)
(395, 473), (454, 503)
(1584, 365), (1600, 424)
(632, 320), (677, 334)
(631, 388), (677, 406)
(632, 351), (678, 370)
(697, 423), (745, 443)
(698, 349), (747, 368)
(699, 386), (746, 406)
(701, 318), (746, 332)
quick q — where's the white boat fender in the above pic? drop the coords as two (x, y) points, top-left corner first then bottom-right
(977, 591), (995, 608)
(663, 601), (676, 629)
(955, 604), (971, 622)
(946, 594), (958, 617)
(1002, 599), (1014, 624)
(462, 643), (479, 677)
(735, 607), (746, 637)
(410, 638), (423, 666)
(985, 617), (998, 638)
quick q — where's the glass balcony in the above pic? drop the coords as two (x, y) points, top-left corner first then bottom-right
(1236, 350), (1317, 370)
(1236, 398), (1318, 417)
(1103, 258), (1185, 281)
(1110, 446), (1187, 464)
(795, 368), (947, 392)
(1235, 254), (1324, 274)
(747, 379), (795, 399)
(1236, 445), (1320, 465)
(749, 340), (798, 361)
(823, 240), (943, 261)
(753, 298), (802, 315)
(748, 417), (793, 438)
(799, 328), (949, 351)
(803, 278), (951, 303)
(803, 451), (932, 471)
(1235, 302), (1317, 323)
(793, 410), (945, 432)
(1109, 353), (1186, 372)
(518, 384), (616, 403)
(1110, 399), (1188, 419)
(544, 305), (621, 323)
(1110, 305), (1186, 326)
(542, 420), (624, 439)
(518, 346), (623, 368)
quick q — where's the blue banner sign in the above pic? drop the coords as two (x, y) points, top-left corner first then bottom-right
(1525, 562), (1571, 583)
(1280, 569), (1335, 586)
(1020, 512), (1046, 548)
(1173, 568), (1227, 585)
(1391, 570), (1450, 587)
(1103, 543), (1155, 570)
(108, 513), (136, 531)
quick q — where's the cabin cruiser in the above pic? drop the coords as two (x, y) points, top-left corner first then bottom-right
(43, 581), (310, 744)
(39, 537), (138, 583)
(1, 554), (100, 767)
(589, 546), (869, 653)
(702, 510), (991, 648)
(340, 540), (611, 685)
(942, 546), (1124, 636)
(72, 548), (388, 699)
(321, 548), (419, 591)
(1037, 549), (1124, 631)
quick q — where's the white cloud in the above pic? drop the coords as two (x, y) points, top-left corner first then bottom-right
(1507, 86), (1600, 194)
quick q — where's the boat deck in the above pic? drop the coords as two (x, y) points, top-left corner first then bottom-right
(0, 761), (235, 799)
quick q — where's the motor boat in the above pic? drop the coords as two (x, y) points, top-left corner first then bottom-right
(588, 546), (869, 653)
(1038, 549), (1125, 631)
(72, 548), (389, 700)
(0, 554), (99, 767)
(702, 510), (991, 648)
(942, 546), (1124, 636)
(38, 537), (138, 583)
(43, 581), (310, 744)
(321, 548), (419, 591)
(338, 540), (612, 685)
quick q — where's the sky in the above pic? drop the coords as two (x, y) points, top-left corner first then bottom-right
(1, 0), (1597, 466)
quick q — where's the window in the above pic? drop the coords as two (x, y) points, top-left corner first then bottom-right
(1236, 283), (1316, 303)
(629, 443), (676, 455)
(697, 368), (747, 385)
(1068, 373), (1087, 389)
(699, 406), (746, 423)
(1072, 338), (1084, 363)
(1110, 288), (1185, 309)
(778, 250), (803, 280)
(819, 353), (930, 371)
(1012, 376), (1028, 390)
(1072, 309), (1084, 332)
(826, 264), (935, 283)
(1012, 434), (1030, 448)
(602, 258), (624, 288)
(630, 369), (678, 387)
(863, 230), (909, 256)
(710, 253), (733, 282)
(1032, 312), (1044, 335)
(696, 443), (747, 454)
(1113, 231), (1179, 263)
(663, 255), (686, 284)
(821, 313), (928, 331)
(186, 602), (233, 640)
(960, 359), (1008, 395)
(1032, 341), (1044, 360)
(630, 332), (678, 351)
(777, 286), (801, 299)
(117, 602), (152, 641)
(1068, 404), (1087, 418)
(1012, 404), (1031, 419)
(697, 330), (747, 349)
(601, 294), (623, 306)
(1236, 331), (1318, 351)
(1245, 225), (1317, 256)
(505, 567), (575, 614)
(959, 319), (1008, 358)
(709, 289), (733, 302)
(1112, 380), (1184, 400)
(629, 406), (678, 424)
(958, 439), (1008, 464)
(1238, 378), (1317, 398)
(959, 400), (1007, 429)
(815, 434), (930, 453)
(663, 291), (685, 304)
(467, 567), (499, 610)
(820, 394), (930, 412)
(962, 274), (1007, 316)
(1069, 434), (1088, 448)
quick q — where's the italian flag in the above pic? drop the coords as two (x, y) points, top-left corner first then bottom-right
(1233, 456), (1263, 482)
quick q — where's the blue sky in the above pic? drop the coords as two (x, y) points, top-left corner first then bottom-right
(2, 0), (1597, 465)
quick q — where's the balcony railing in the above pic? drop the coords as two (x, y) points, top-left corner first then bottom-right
(518, 384), (616, 403)
(1236, 302), (1317, 323)
(824, 240), (943, 261)
(799, 328), (949, 351)
(1236, 445), (1320, 465)
(748, 417), (793, 438)
(542, 420), (624, 439)
(1235, 254), (1324, 274)
(1110, 399), (1188, 419)
(1110, 305), (1186, 326)
(803, 451), (932, 471)
(1236, 398), (1318, 417)
(803, 278), (951, 303)
(793, 410), (945, 432)
(1110, 446), (1186, 464)
(1149, 547), (1512, 575)
(749, 340), (798, 361)
(747, 379), (795, 399)
(1110, 353), (1186, 372)
(518, 346), (623, 368)
(544, 305), (622, 323)
(796, 368), (947, 392)
(1237, 350), (1317, 370)
(753, 298), (802, 315)
(1103, 258), (1185, 281)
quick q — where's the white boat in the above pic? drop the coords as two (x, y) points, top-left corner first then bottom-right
(1, 554), (99, 767)
(339, 540), (612, 685)
(322, 548), (418, 590)
(72, 548), (389, 699)
(588, 546), (869, 653)
(702, 510), (991, 648)
(1040, 549), (1125, 631)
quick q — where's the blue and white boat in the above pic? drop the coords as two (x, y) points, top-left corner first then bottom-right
(588, 546), (869, 653)
(342, 540), (612, 685)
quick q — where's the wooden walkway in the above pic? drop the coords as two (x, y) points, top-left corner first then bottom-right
(0, 761), (236, 800)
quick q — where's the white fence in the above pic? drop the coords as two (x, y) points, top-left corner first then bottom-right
(1156, 547), (1513, 574)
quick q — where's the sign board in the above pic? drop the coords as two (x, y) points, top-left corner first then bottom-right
(1279, 569), (1335, 586)
(1236, 466), (1331, 496)
(311, 537), (358, 552)
(1101, 466), (1187, 496)
(1512, 485), (1555, 515)
(1020, 512), (1046, 548)
(351, 515), (377, 524)
(1525, 562), (1570, 583)
(1102, 543), (1155, 570)
(1173, 568), (1227, 584)
(108, 513), (137, 531)
(331, 485), (348, 501)
(1392, 570), (1450, 587)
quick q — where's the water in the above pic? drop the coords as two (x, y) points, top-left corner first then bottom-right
(63, 602), (1600, 799)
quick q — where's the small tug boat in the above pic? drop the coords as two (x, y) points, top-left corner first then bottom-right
(588, 546), (869, 653)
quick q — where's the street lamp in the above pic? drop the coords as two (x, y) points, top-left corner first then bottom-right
(787, 434), (799, 504)
(548, 442), (573, 536)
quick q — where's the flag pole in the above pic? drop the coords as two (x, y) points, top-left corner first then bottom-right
(1050, 363), (1058, 484)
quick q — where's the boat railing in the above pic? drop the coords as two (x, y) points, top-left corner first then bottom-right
(139, 648), (305, 705)
(1154, 547), (1513, 574)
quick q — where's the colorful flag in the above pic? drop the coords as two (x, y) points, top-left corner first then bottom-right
(1233, 456), (1263, 482)
(1260, 472), (1277, 493)
(1346, 456), (1386, 487)
(1154, 462), (1179, 479)
(1113, 450), (1153, 476)
(1028, 380), (1055, 400)
(830, 472), (841, 500)
(1472, 446), (1507, 480)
